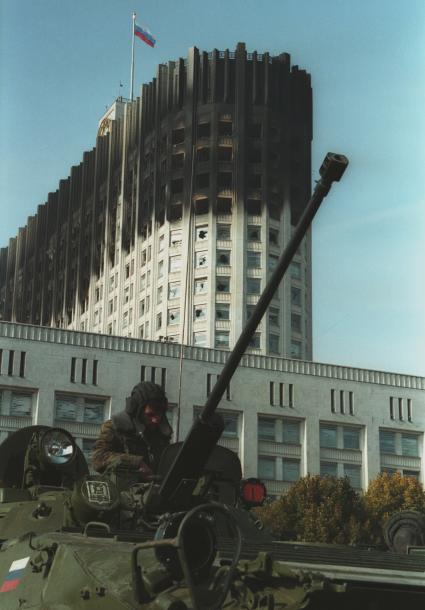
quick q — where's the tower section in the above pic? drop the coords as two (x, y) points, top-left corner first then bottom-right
(0, 43), (312, 359)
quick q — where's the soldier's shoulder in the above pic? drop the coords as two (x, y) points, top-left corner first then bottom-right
(99, 419), (115, 434)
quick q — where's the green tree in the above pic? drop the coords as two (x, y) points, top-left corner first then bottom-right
(363, 472), (425, 545)
(256, 475), (365, 544)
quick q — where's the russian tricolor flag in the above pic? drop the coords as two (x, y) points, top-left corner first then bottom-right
(0, 557), (30, 593)
(134, 23), (156, 48)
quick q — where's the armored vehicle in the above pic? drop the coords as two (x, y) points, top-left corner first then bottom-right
(1, 154), (425, 609)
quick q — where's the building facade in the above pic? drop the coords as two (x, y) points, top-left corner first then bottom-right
(1, 321), (424, 497)
(0, 43), (313, 359)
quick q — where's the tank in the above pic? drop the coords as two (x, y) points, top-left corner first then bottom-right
(1, 154), (425, 609)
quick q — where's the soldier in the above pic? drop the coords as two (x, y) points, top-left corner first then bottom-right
(92, 381), (172, 478)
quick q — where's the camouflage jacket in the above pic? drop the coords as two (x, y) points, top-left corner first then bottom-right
(91, 410), (172, 474)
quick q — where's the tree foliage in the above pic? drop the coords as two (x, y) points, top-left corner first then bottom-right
(256, 474), (365, 545)
(255, 473), (425, 547)
(363, 472), (425, 544)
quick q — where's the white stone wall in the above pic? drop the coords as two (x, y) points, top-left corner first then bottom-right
(1, 322), (424, 496)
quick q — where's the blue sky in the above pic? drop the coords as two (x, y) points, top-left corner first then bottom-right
(1, 0), (424, 375)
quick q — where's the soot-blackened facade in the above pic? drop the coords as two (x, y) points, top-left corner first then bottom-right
(0, 43), (313, 358)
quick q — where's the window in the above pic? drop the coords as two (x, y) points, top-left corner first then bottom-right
(194, 278), (207, 294)
(218, 120), (232, 136)
(217, 197), (232, 214)
(195, 251), (208, 268)
(10, 392), (32, 417)
(290, 341), (302, 359)
(158, 260), (164, 278)
(218, 146), (232, 162)
(196, 173), (210, 189)
(217, 224), (231, 240)
(269, 228), (279, 246)
(169, 256), (182, 272)
(172, 152), (185, 169)
(258, 457), (275, 480)
(258, 418), (275, 441)
(170, 229), (182, 247)
(216, 303), (230, 320)
(268, 255), (278, 272)
(194, 305), (207, 321)
(140, 274), (146, 290)
(157, 286), (163, 304)
(168, 282), (180, 299)
(291, 313), (302, 333)
(247, 278), (261, 294)
(247, 225), (261, 241)
(83, 400), (105, 424)
(246, 199), (261, 215)
(248, 122), (262, 138)
(343, 427), (360, 450)
(216, 276), (230, 293)
(321, 462), (338, 477)
(172, 127), (185, 145)
(215, 331), (229, 348)
(380, 430), (396, 454)
(218, 172), (232, 189)
(55, 395), (77, 421)
(168, 309), (180, 325)
(249, 333), (261, 349)
(268, 334), (279, 354)
(217, 250), (231, 266)
(124, 286), (130, 304)
(196, 147), (209, 163)
(402, 434), (419, 457)
(158, 234), (165, 252)
(291, 286), (302, 307)
(122, 311), (129, 328)
(196, 226), (208, 241)
(193, 332), (207, 347)
(198, 122), (211, 138)
(320, 425), (337, 448)
(269, 307), (279, 327)
(290, 262), (301, 279)
(156, 312), (163, 330)
(282, 459), (300, 482)
(222, 413), (238, 437)
(247, 251), (261, 268)
(344, 464), (361, 489)
(283, 420), (300, 444)
(139, 300), (145, 317)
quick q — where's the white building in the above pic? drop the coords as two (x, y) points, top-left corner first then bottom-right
(1, 321), (424, 497)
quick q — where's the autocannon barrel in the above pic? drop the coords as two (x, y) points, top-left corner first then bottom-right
(158, 152), (348, 505)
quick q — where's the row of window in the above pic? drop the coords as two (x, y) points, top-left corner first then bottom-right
(70, 357), (98, 386)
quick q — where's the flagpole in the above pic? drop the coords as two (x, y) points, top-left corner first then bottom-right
(130, 12), (136, 101)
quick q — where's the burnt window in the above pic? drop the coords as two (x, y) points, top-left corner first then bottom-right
(197, 173), (210, 189)
(248, 174), (262, 189)
(248, 122), (262, 138)
(217, 197), (232, 214)
(246, 199), (262, 215)
(172, 153), (185, 169)
(198, 122), (211, 138)
(217, 250), (231, 266)
(218, 172), (232, 189)
(218, 120), (232, 136)
(269, 203), (280, 220)
(248, 147), (262, 163)
(218, 146), (232, 162)
(172, 127), (185, 145)
(197, 147), (210, 163)
(171, 178), (183, 194)
(194, 198), (209, 215)
(168, 204), (182, 221)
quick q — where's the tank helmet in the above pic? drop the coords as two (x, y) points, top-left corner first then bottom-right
(125, 381), (167, 419)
